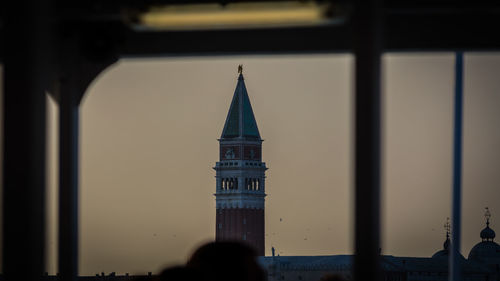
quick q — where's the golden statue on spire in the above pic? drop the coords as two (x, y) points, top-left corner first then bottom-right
(444, 217), (451, 238)
(238, 64), (243, 74)
(485, 207), (491, 225)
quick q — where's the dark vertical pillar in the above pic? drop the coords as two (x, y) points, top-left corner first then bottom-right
(450, 52), (464, 281)
(2, 1), (53, 280)
(353, 1), (383, 281)
(58, 77), (81, 281)
(53, 40), (115, 281)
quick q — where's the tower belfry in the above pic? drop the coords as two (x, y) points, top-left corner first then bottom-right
(214, 67), (267, 255)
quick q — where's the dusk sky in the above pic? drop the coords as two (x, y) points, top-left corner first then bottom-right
(37, 53), (500, 275)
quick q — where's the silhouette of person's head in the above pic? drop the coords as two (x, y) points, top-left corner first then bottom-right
(186, 241), (266, 281)
(157, 265), (201, 281)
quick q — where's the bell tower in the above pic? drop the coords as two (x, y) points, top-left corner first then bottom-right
(214, 66), (267, 255)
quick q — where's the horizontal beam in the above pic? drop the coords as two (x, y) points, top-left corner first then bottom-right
(1, 7), (500, 61)
(117, 10), (500, 56)
(117, 25), (351, 57)
(384, 12), (500, 52)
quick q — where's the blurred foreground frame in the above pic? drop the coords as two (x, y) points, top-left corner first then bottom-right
(2, 0), (500, 281)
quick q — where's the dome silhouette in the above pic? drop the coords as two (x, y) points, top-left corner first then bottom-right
(480, 225), (495, 241)
(468, 208), (500, 262)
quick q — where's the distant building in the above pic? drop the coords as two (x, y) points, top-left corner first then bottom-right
(468, 207), (500, 278)
(214, 66), (267, 255)
(259, 210), (500, 281)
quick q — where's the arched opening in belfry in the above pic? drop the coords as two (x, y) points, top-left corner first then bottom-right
(245, 178), (250, 190)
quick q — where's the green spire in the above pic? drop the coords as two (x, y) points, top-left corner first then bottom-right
(221, 72), (261, 140)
